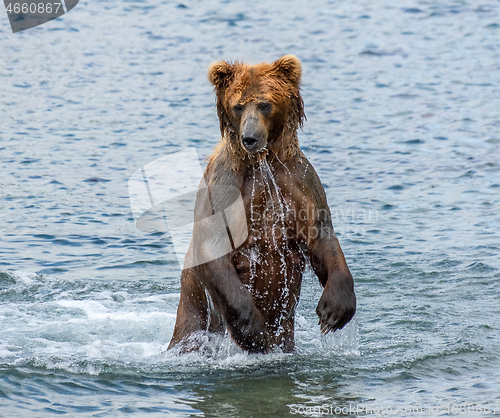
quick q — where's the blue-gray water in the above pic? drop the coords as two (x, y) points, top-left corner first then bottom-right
(1, 0), (499, 416)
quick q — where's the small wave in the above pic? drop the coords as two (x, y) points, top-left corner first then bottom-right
(0, 270), (359, 378)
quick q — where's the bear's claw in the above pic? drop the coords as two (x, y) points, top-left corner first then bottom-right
(316, 289), (356, 334)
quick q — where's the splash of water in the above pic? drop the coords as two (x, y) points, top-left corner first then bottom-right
(245, 156), (300, 331)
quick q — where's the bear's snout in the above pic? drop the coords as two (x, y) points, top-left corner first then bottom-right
(240, 109), (268, 153)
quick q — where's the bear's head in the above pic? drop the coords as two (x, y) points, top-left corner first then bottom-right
(208, 55), (305, 160)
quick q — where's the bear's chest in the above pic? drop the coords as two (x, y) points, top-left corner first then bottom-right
(231, 164), (308, 302)
(240, 161), (314, 243)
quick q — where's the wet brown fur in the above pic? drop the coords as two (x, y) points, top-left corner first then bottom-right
(168, 55), (356, 354)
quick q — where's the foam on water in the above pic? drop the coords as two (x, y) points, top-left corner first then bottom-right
(0, 270), (359, 378)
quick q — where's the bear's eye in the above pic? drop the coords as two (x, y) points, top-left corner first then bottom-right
(233, 104), (244, 115)
(258, 102), (272, 113)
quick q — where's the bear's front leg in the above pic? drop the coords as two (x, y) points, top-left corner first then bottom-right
(199, 257), (271, 353)
(309, 233), (356, 334)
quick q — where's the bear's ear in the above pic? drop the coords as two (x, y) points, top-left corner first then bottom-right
(208, 61), (235, 91)
(272, 55), (302, 85)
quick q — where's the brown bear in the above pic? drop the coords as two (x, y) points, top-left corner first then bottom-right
(168, 55), (356, 354)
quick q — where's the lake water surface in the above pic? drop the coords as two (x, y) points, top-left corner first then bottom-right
(1, 0), (499, 416)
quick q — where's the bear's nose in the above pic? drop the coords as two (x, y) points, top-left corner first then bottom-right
(242, 136), (258, 151)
